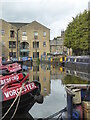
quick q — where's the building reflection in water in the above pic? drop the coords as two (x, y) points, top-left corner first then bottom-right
(29, 64), (51, 96)
(28, 64), (65, 97)
(23, 63), (89, 97)
(50, 65), (65, 81)
(65, 67), (90, 81)
(19, 64), (90, 119)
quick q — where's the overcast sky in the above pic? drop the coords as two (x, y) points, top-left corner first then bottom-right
(0, 0), (89, 39)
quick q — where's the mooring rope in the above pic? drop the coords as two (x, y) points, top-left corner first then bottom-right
(10, 95), (21, 120)
(10, 83), (25, 120)
(0, 83), (24, 120)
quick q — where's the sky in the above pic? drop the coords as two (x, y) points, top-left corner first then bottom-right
(0, 0), (89, 39)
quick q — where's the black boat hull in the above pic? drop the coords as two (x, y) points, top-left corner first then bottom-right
(0, 88), (40, 118)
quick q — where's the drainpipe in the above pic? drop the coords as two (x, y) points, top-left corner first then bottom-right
(17, 28), (19, 59)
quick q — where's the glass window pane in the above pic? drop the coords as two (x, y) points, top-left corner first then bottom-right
(1, 30), (5, 35)
(43, 31), (46, 36)
(34, 31), (38, 36)
(22, 31), (26, 36)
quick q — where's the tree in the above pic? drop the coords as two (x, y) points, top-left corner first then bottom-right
(64, 10), (89, 55)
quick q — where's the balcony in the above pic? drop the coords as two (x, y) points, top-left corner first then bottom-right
(20, 49), (29, 52)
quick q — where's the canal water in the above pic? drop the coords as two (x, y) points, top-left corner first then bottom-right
(23, 63), (89, 119)
(9, 63), (90, 119)
(29, 64), (66, 119)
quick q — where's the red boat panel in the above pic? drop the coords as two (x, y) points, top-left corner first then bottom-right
(0, 73), (32, 101)
(0, 63), (22, 73)
(0, 73), (24, 86)
(2, 82), (37, 101)
(8, 64), (21, 72)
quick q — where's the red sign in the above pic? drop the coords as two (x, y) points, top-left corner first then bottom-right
(0, 73), (23, 85)
(2, 82), (37, 101)
(0, 63), (21, 73)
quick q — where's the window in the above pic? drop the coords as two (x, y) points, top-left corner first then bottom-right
(33, 52), (39, 58)
(9, 41), (16, 48)
(20, 42), (29, 49)
(33, 52), (35, 58)
(33, 42), (39, 48)
(10, 30), (15, 38)
(20, 52), (28, 57)
(33, 42), (35, 48)
(33, 66), (39, 71)
(1, 30), (5, 35)
(43, 52), (46, 56)
(33, 75), (39, 81)
(43, 31), (46, 37)
(9, 52), (16, 57)
(37, 42), (39, 48)
(22, 31), (26, 36)
(43, 41), (46, 47)
(34, 31), (38, 39)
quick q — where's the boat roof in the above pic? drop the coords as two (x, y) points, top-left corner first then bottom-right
(67, 56), (90, 59)
(66, 84), (90, 89)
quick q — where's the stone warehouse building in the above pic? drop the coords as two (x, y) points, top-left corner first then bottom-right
(50, 31), (67, 55)
(0, 19), (50, 60)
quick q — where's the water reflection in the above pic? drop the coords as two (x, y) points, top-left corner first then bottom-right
(21, 63), (89, 119)
(28, 64), (50, 97)
(63, 67), (90, 84)
(28, 64), (66, 97)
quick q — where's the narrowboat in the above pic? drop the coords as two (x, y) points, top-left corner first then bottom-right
(19, 57), (33, 66)
(1, 57), (23, 65)
(0, 73), (43, 118)
(65, 56), (90, 72)
(0, 63), (22, 75)
(0, 72), (28, 86)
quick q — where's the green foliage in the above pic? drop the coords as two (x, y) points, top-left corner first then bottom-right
(62, 75), (89, 84)
(64, 10), (89, 55)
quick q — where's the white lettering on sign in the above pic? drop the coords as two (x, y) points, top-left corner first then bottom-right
(9, 66), (21, 72)
(4, 83), (36, 98)
(0, 75), (19, 85)
(4, 92), (9, 98)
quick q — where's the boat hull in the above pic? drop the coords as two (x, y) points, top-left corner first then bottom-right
(0, 87), (40, 118)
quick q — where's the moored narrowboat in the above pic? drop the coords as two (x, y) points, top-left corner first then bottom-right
(65, 56), (90, 72)
(0, 72), (26, 86)
(0, 74), (43, 118)
(0, 63), (22, 75)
